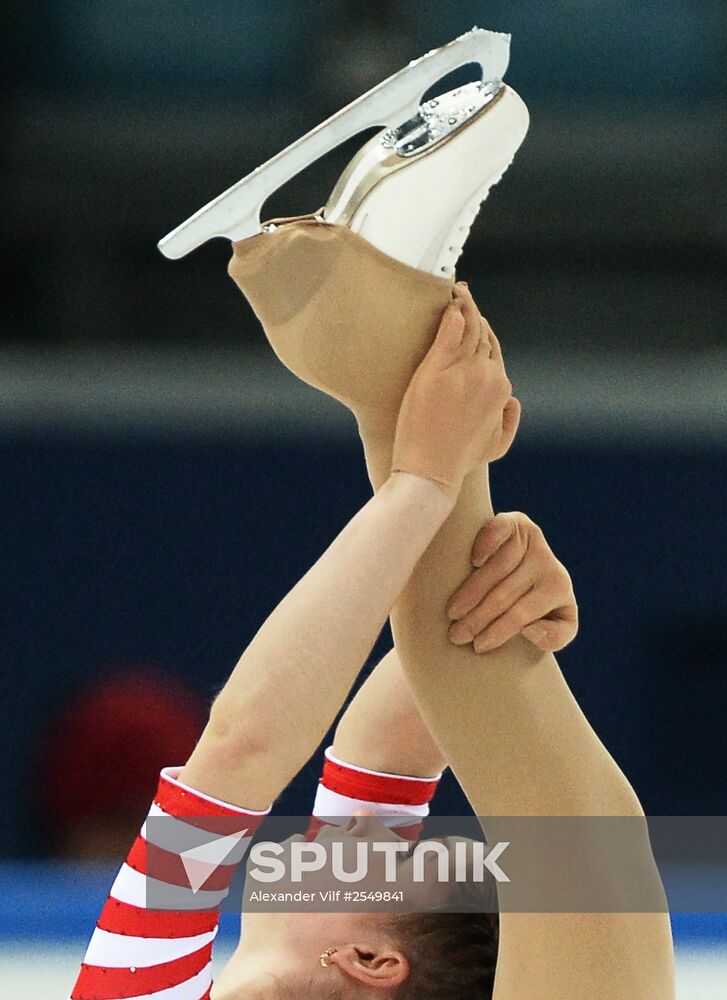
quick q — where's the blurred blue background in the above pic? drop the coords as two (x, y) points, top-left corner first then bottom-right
(2, 2), (725, 994)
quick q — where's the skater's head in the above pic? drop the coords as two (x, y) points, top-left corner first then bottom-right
(218, 910), (498, 999)
(216, 815), (498, 998)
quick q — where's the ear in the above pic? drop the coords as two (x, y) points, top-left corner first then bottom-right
(330, 942), (410, 989)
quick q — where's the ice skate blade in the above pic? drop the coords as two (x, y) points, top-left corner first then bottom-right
(158, 27), (510, 260)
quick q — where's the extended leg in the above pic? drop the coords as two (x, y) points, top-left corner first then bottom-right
(229, 219), (675, 998)
(357, 295), (675, 1000)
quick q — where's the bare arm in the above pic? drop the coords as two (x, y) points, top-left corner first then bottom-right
(332, 646), (448, 778)
(180, 473), (452, 808)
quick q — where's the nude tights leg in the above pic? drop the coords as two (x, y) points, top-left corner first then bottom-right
(228, 217), (675, 998)
(359, 420), (674, 1000)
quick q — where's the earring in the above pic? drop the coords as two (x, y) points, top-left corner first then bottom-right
(320, 946), (338, 968)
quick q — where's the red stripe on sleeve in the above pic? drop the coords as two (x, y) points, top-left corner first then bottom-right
(155, 773), (266, 825)
(97, 896), (218, 938)
(72, 941), (212, 999)
(321, 757), (439, 806)
(126, 834), (238, 892)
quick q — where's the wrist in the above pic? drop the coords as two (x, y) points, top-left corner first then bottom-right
(384, 470), (456, 517)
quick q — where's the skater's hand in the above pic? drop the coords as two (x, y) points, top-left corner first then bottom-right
(391, 283), (519, 499)
(445, 512), (578, 653)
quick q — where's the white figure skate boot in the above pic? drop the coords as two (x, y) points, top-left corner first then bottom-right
(158, 26), (529, 277)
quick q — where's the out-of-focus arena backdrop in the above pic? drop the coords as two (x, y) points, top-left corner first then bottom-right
(3, 2), (725, 995)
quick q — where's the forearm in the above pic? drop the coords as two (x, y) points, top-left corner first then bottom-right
(332, 646), (447, 778)
(180, 473), (452, 809)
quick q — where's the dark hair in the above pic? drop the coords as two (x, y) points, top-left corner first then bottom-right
(387, 911), (499, 999)
(268, 978), (342, 999)
(268, 911), (499, 999)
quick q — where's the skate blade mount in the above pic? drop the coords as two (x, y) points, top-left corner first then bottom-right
(320, 79), (507, 230)
(158, 26), (510, 259)
(380, 79), (502, 158)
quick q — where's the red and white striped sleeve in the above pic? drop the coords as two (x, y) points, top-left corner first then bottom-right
(70, 766), (269, 1000)
(307, 747), (441, 842)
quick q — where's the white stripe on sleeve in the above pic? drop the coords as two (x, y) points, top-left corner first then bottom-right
(82, 926), (217, 967)
(313, 784), (430, 821)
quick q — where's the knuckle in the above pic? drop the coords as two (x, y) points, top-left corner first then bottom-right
(529, 521), (545, 542)
(539, 567), (561, 589)
(514, 526), (529, 553)
(555, 570), (573, 595)
(514, 510), (532, 530)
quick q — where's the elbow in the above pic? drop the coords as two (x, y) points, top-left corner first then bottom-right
(205, 691), (298, 789)
(175, 696), (278, 811)
(202, 696), (271, 770)
(204, 694), (272, 763)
